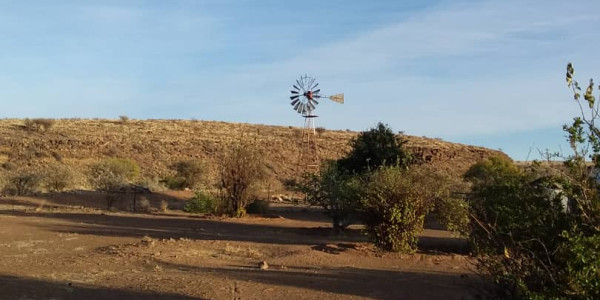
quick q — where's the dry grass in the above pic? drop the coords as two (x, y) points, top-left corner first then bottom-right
(0, 119), (508, 192)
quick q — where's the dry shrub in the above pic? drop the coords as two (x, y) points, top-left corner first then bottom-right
(3, 170), (42, 196)
(43, 164), (74, 192)
(88, 158), (140, 209)
(24, 118), (55, 132)
(219, 141), (266, 217)
(164, 160), (208, 190)
(159, 200), (168, 212)
(315, 126), (326, 136)
(137, 195), (150, 212)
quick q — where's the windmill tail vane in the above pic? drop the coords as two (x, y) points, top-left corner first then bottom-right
(327, 93), (344, 104)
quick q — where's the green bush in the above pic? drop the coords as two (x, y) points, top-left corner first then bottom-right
(299, 160), (361, 230)
(184, 191), (219, 214)
(165, 160), (207, 190)
(245, 199), (270, 215)
(338, 122), (412, 174)
(160, 176), (186, 190)
(360, 166), (444, 253)
(563, 232), (600, 299)
(465, 156), (595, 298)
(460, 64), (600, 299)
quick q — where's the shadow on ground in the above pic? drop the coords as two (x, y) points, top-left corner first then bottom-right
(0, 274), (202, 300)
(0, 209), (365, 246)
(157, 261), (476, 300)
(0, 191), (189, 211)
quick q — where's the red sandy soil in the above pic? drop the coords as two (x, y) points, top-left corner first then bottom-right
(0, 192), (480, 300)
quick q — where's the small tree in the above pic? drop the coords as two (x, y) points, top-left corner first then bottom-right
(219, 142), (265, 217)
(338, 122), (411, 174)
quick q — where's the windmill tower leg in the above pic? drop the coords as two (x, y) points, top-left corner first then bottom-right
(297, 115), (320, 174)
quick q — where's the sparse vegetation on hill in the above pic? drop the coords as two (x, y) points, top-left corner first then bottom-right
(0, 118), (507, 197)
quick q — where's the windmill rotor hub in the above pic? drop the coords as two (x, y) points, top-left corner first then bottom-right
(304, 91), (313, 100)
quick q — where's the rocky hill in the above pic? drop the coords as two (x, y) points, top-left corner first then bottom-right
(0, 119), (508, 191)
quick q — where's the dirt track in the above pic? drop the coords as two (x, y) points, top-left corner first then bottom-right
(0, 193), (477, 300)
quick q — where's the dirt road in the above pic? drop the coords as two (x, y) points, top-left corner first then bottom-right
(0, 195), (477, 300)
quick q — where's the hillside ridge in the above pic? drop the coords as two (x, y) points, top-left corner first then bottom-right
(0, 119), (508, 190)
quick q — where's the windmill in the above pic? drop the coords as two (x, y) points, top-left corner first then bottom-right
(289, 74), (344, 173)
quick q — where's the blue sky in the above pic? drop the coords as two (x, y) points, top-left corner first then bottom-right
(1, 0), (599, 160)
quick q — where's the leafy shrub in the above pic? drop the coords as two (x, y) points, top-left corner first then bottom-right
(184, 191), (219, 214)
(43, 164), (74, 192)
(118, 115), (129, 124)
(465, 157), (595, 298)
(431, 193), (470, 235)
(299, 160), (361, 230)
(160, 176), (186, 190)
(90, 158), (140, 185)
(165, 160), (207, 190)
(460, 64), (600, 299)
(245, 199), (270, 215)
(3, 171), (42, 195)
(360, 166), (445, 253)
(88, 158), (140, 209)
(338, 122), (412, 174)
(219, 141), (265, 217)
(563, 232), (600, 299)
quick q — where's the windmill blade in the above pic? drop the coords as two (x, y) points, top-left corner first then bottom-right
(296, 79), (303, 90)
(293, 84), (300, 90)
(291, 90), (299, 94)
(290, 95), (299, 100)
(308, 78), (315, 90)
(294, 102), (301, 111)
(310, 98), (319, 105)
(312, 82), (319, 90)
(328, 93), (344, 104)
(313, 89), (320, 94)
(308, 102), (316, 111)
(291, 99), (300, 106)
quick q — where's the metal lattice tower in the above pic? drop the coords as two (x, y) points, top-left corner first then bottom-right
(289, 74), (344, 175)
(297, 114), (319, 174)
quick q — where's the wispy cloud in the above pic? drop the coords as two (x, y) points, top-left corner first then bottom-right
(192, 0), (600, 137)
(1, 0), (599, 145)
